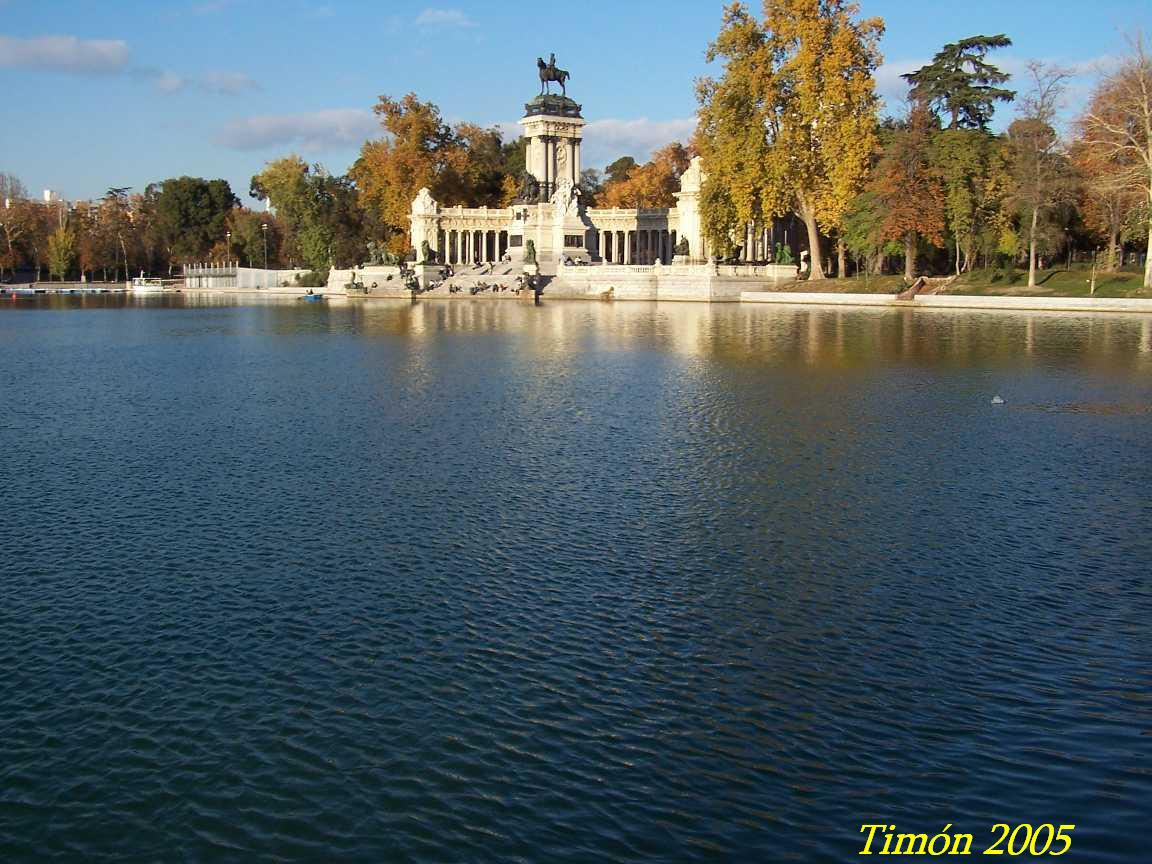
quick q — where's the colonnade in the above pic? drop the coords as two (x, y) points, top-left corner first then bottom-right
(738, 224), (776, 262)
(599, 229), (678, 265)
(438, 229), (508, 266)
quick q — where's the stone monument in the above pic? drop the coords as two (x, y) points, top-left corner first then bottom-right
(503, 54), (594, 273)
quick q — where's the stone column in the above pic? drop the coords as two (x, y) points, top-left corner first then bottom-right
(544, 137), (552, 191)
(625, 231), (632, 265)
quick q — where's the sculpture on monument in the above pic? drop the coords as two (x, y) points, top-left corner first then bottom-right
(537, 53), (570, 96)
(516, 171), (542, 204)
(366, 240), (386, 265)
(550, 178), (579, 216)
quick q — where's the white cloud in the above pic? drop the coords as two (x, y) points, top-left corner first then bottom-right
(201, 70), (260, 94)
(0, 34), (130, 74)
(879, 53), (1113, 126)
(217, 108), (378, 152)
(155, 71), (189, 93)
(415, 8), (476, 28)
(874, 58), (925, 115)
(582, 117), (697, 167)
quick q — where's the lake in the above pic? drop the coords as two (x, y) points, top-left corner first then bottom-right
(1, 295), (1150, 862)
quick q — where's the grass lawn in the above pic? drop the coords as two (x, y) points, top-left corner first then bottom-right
(779, 266), (1149, 297)
(949, 266), (1147, 298)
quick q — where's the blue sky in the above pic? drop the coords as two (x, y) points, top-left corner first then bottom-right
(0, 0), (1145, 203)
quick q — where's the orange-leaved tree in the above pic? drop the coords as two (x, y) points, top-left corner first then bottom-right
(599, 143), (692, 208)
(351, 94), (465, 254)
(1079, 34), (1152, 288)
(872, 106), (946, 281)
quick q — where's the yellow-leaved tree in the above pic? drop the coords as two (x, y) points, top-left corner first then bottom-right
(351, 94), (466, 254)
(696, 0), (883, 278)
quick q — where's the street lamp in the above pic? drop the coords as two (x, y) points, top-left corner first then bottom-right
(226, 230), (232, 264)
(261, 223), (269, 289)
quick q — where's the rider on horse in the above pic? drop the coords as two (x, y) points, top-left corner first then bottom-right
(537, 53), (569, 97)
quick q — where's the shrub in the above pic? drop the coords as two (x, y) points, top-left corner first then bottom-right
(293, 269), (328, 288)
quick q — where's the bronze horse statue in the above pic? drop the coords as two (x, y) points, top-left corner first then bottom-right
(537, 56), (570, 96)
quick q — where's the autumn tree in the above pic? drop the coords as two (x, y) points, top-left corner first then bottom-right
(903, 35), (1015, 130)
(0, 200), (26, 279)
(1071, 138), (1139, 272)
(871, 106), (946, 280)
(97, 188), (135, 280)
(1079, 34), (1152, 288)
(18, 200), (56, 281)
(697, 0), (884, 279)
(1009, 63), (1072, 288)
(600, 142), (692, 208)
(351, 94), (464, 253)
(131, 187), (166, 275)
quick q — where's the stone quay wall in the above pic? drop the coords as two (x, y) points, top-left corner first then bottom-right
(548, 261), (798, 302)
(740, 291), (1152, 315)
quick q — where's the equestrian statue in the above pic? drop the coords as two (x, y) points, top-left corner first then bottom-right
(537, 53), (570, 97)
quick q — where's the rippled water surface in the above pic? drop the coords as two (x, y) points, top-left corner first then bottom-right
(2, 295), (1151, 863)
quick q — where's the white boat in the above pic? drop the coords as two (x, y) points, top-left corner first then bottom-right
(131, 277), (167, 293)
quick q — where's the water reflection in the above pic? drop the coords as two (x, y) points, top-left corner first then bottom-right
(9, 293), (1152, 375)
(1, 294), (1150, 863)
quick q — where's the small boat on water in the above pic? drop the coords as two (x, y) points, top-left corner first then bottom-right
(131, 277), (167, 293)
(302, 293), (324, 302)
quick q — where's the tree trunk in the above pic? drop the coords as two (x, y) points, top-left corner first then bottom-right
(796, 195), (825, 280)
(1027, 206), (1040, 289)
(1107, 227), (1120, 272)
(955, 235), (961, 276)
(904, 232), (916, 281)
(1144, 218), (1152, 290)
(837, 237), (847, 279)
